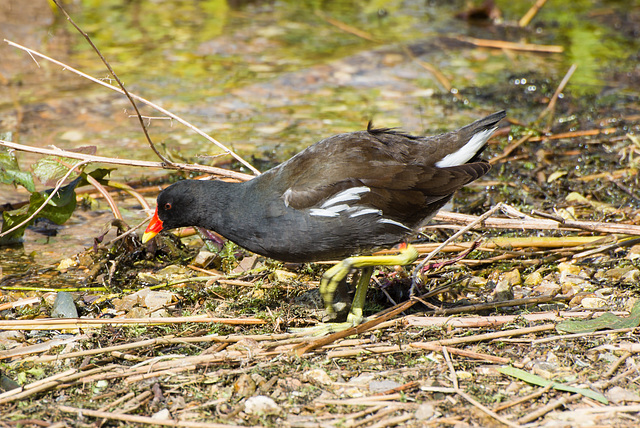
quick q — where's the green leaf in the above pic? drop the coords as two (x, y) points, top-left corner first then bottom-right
(498, 366), (608, 404)
(557, 301), (640, 334)
(0, 183), (78, 245)
(31, 146), (96, 185)
(0, 147), (36, 192)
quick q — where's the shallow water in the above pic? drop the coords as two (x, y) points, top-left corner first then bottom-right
(0, 0), (638, 276)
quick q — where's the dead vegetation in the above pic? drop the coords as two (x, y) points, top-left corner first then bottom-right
(1, 1), (640, 427)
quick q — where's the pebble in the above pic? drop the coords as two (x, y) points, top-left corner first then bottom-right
(192, 251), (217, 268)
(502, 269), (521, 286)
(606, 386), (640, 404)
(524, 270), (543, 287)
(603, 266), (635, 281)
(302, 369), (332, 386)
(51, 291), (78, 318)
(244, 395), (281, 415)
(415, 403), (436, 420)
(532, 280), (561, 296)
(581, 297), (607, 309)
(369, 380), (401, 393)
(151, 409), (172, 421)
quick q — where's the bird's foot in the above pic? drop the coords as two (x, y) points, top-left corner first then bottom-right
(290, 313), (366, 336)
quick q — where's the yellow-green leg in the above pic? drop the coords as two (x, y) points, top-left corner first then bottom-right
(295, 244), (419, 336)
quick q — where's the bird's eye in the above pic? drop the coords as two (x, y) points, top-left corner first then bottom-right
(164, 202), (172, 210)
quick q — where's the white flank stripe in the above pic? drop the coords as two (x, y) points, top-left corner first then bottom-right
(435, 127), (496, 168)
(350, 208), (382, 217)
(320, 186), (370, 208)
(379, 218), (412, 231)
(310, 204), (350, 217)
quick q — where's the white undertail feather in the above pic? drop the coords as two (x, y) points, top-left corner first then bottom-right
(435, 127), (497, 168)
(320, 186), (370, 208)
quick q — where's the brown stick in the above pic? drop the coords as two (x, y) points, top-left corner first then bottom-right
(57, 405), (253, 428)
(0, 140), (253, 181)
(454, 35), (563, 53)
(519, 0), (549, 27)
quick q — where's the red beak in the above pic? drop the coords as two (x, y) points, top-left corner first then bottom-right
(142, 207), (163, 243)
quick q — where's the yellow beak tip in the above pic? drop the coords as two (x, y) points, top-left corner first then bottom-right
(141, 231), (157, 244)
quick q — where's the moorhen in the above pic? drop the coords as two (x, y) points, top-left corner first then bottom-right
(142, 110), (506, 332)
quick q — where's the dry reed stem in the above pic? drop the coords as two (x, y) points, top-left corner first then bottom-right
(11, 332), (277, 363)
(411, 342), (513, 365)
(533, 327), (638, 345)
(493, 384), (554, 412)
(404, 311), (628, 328)
(454, 35), (563, 53)
(315, 10), (378, 42)
(50, 0), (174, 169)
(0, 139), (253, 182)
(519, 0), (548, 27)
(412, 203), (506, 288)
(414, 324), (555, 348)
(528, 127), (618, 141)
(58, 406), (253, 428)
(538, 64), (578, 129)
(490, 134), (533, 164)
(518, 394), (581, 424)
(604, 351), (633, 378)
(442, 347), (520, 428)
(0, 365), (116, 404)
(432, 210), (640, 235)
(0, 315), (264, 332)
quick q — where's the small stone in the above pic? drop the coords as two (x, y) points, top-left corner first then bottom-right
(627, 244), (640, 260)
(234, 374), (256, 397)
(56, 258), (77, 271)
(302, 369), (332, 386)
(606, 386), (640, 404)
(568, 292), (594, 307)
(492, 280), (514, 302)
(622, 269), (640, 283)
(465, 276), (487, 287)
(51, 292), (78, 318)
(524, 270), (543, 287)
(456, 371), (473, 380)
(274, 269), (297, 282)
(60, 130), (84, 142)
(369, 380), (401, 393)
(533, 280), (561, 296)
(192, 251), (218, 268)
(144, 291), (175, 310)
(558, 262), (581, 276)
(532, 362), (557, 380)
(581, 297), (607, 309)
(232, 255), (259, 274)
(151, 408), (172, 421)
(502, 269), (521, 286)
(245, 396), (281, 415)
(348, 373), (376, 385)
(415, 403), (435, 420)
(603, 266), (634, 281)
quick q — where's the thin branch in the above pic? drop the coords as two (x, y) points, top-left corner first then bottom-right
(454, 35), (563, 53)
(410, 203), (505, 293)
(538, 64), (578, 129)
(50, 0), (173, 167)
(4, 39), (260, 176)
(0, 139), (253, 181)
(519, 0), (548, 27)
